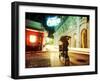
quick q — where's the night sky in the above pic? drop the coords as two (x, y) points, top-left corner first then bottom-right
(26, 13), (59, 37)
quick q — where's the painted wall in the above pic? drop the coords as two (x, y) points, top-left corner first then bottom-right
(26, 29), (44, 47)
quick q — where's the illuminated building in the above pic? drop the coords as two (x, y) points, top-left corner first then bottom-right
(53, 16), (89, 48)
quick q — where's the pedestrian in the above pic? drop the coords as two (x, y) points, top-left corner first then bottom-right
(60, 36), (70, 66)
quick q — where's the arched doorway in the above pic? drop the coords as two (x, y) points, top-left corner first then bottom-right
(81, 29), (87, 48)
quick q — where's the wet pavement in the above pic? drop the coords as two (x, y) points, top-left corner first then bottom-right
(25, 50), (89, 68)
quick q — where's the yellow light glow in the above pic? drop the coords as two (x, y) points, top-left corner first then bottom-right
(29, 35), (37, 43)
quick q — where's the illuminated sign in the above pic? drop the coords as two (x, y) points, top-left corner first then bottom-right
(47, 16), (61, 27)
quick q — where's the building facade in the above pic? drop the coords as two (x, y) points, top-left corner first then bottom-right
(53, 16), (90, 48)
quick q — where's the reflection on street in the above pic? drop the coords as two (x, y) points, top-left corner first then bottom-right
(26, 45), (89, 68)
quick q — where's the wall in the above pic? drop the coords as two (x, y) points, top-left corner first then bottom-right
(53, 16), (89, 48)
(0, 0), (99, 81)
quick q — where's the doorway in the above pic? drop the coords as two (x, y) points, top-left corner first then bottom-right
(81, 29), (87, 48)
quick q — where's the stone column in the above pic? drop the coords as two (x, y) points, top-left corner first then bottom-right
(76, 17), (80, 48)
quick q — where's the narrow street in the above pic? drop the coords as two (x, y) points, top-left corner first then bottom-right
(26, 47), (89, 68)
(25, 51), (63, 68)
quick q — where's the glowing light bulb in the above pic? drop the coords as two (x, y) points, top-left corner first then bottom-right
(29, 35), (37, 43)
